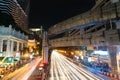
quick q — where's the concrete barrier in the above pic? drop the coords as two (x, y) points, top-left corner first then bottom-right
(103, 72), (107, 75)
(110, 73), (114, 77)
(118, 74), (120, 80)
(100, 71), (120, 80)
(100, 71), (104, 74)
(114, 74), (119, 80)
(106, 72), (110, 76)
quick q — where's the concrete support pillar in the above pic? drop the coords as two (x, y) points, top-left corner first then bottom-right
(11, 40), (14, 56)
(42, 31), (48, 63)
(108, 45), (120, 73)
(6, 40), (11, 57)
(17, 42), (20, 51)
(115, 45), (120, 73)
(43, 47), (48, 63)
(24, 43), (27, 48)
(0, 39), (3, 52)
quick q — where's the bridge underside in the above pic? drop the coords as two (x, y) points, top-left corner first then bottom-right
(48, 1), (120, 47)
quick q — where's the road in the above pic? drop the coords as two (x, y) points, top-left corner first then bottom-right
(48, 50), (110, 80)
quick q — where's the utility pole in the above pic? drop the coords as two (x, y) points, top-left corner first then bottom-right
(40, 25), (44, 61)
(37, 25), (48, 63)
(42, 31), (48, 63)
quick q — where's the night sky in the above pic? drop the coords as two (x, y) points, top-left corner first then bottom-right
(29, 0), (95, 30)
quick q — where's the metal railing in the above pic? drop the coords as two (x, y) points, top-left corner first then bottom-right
(0, 25), (28, 40)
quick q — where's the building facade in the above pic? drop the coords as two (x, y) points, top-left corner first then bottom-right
(0, 25), (28, 57)
(0, 0), (29, 32)
(0, 0), (29, 58)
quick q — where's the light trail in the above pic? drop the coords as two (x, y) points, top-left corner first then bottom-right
(50, 52), (56, 80)
(3, 57), (42, 80)
(56, 52), (88, 80)
(48, 50), (104, 80)
(53, 56), (59, 80)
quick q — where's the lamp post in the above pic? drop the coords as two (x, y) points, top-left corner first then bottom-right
(39, 26), (48, 63)
(39, 26), (44, 61)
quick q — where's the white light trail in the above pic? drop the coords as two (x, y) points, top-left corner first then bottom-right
(49, 50), (104, 80)
(3, 57), (42, 80)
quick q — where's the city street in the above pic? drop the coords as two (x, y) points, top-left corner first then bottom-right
(1, 0), (120, 80)
(48, 50), (109, 80)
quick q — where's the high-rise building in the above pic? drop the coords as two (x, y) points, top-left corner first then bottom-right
(0, 0), (29, 57)
(17, 0), (30, 17)
(0, 0), (29, 32)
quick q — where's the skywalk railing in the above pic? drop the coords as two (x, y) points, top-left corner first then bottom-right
(0, 25), (28, 40)
(49, 28), (120, 47)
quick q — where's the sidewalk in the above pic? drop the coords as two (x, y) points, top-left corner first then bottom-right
(28, 60), (49, 80)
(27, 68), (41, 80)
(27, 59), (43, 80)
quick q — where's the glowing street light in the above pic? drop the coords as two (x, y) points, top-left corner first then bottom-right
(29, 28), (42, 32)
